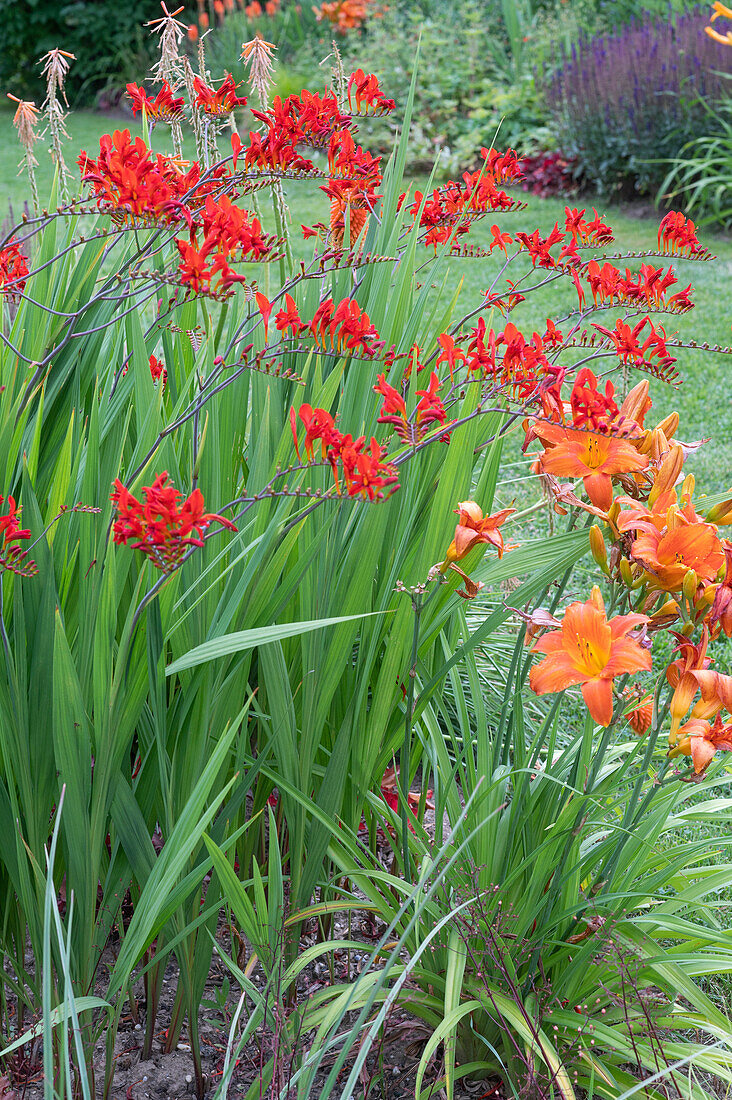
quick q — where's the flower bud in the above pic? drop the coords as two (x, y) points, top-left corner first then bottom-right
(619, 558), (635, 588)
(706, 497), (732, 525)
(589, 525), (609, 575)
(656, 411), (679, 440)
(648, 444), (684, 507)
(619, 379), (651, 427)
(682, 568), (698, 603)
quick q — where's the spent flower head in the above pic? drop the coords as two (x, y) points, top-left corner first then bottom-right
(40, 48), (75, 105)
(241, 34), (277, 108)
(147, 2), (187, 84)
(7, 94), (40, 155)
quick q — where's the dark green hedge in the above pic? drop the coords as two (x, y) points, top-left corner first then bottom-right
(1, 0), (193, 105)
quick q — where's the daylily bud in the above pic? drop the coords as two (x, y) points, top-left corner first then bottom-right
(706, 497), (732, 525)
(619, 379), (651, 427)
(644, 427), (669, 463)
(619, 558), (636, 589)
(682, 568), (698, 603)
(656, 410), (679, 440)
(606, 499), (621, 534)
(589, 525), (610, 575)
(681, 473), (695, 501)
(648, 444), (684, 507)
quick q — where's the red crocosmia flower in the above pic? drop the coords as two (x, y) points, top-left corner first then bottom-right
(374, 374), (407, 429)
(275, 294), (303, 339)
(441, 500), (516, 571)
(543, 319), (564, 348)
(529, 586), (650, 727)
(125, 81), (184, 122)
(256, 291), (273, 338)
(149, 354), (167, 387)
(291, 403), (340, 461)
(570, 369), (620, 431)
(489, 224), (513, 254)
(347, 70), (395, 115)
(435, 333), (466, 381)
(111, 473), (237, 573)
(658, 211), (705, 258)
(193, 74), (247, 115)
(415, 371), (448, 433)
(231, 131), (243, 170)
(534, 423), (649, 512)
(0, 496), (36, 576)
(0, 240), (29, 300)
(340, 437), (400, 500)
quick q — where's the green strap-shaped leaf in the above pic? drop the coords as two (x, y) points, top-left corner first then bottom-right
(166, 611), (388, 675)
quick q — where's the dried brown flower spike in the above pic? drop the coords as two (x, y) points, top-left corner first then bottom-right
(39, 48), (76, 200)
(241, 34), (277, 110)
(7, 94), (41, 212)
(146, 2), (187, 156)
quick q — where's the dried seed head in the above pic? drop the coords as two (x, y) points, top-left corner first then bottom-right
(241, 34), (276, 108)
(147, 2), (187, 83)
(39, 48), (76, 105)
(7, 94), (40, 155)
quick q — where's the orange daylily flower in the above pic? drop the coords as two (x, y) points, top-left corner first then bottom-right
(529, 586), (650, 726)
(631, 517), (723, 592)
(535, 423), (649, 511)
(684, 669), (732, 716)
(440, 500), (515, 571)
(671, 714), (732, 774)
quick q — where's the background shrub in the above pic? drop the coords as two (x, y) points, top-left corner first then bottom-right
(0, 0), (192, 104)
(542, 4), (731, 198)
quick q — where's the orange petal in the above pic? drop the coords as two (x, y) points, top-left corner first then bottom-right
(581, 677), (614, 726)
(690, 735), (717, 774)
(529, 652), (588, 694)
(583, 472), (614, 512)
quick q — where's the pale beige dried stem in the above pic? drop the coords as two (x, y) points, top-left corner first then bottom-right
(147, 1), (186, 156)
(181, 57), (206, 162)
(241, 34), (277, 110)
(39, 48), (75, 200)
(330, 40), (347, 111)
(197, 29), (211, 83)
(8, 94), (41, 212)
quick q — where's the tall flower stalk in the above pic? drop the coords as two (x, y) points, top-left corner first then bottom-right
(146, 1), (186, 158)
(7, 94), (40, 213)
(39, 48), (75, 202)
